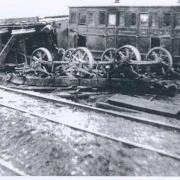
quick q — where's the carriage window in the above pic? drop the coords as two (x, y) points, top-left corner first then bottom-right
(108, 13), (116, 26)
(150, 13), (158, 27)
(175, 14), (180, 27)
(140, 14), (149, 27)
(79, 12), (86, 25)
(125, 13), (136, 27)
(87, 12), (95, 26)
(99, 12), (106, 25)
(130, 13), (136, 26)
(70, 12), (76, 24)
(163, 13), (171, 27)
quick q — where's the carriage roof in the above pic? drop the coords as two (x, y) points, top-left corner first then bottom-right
(69, 1), (180, 8)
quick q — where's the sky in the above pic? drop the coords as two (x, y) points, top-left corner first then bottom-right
(0, 0), (178, 19)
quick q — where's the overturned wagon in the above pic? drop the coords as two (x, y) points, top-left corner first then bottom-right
(0, 16), (65, 74)
(65, 3), (180, 77)
(32, 3), (180, 76)
(33, 3), (180, 79)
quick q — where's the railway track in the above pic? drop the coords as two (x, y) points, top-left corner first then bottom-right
(0, 85), (180, 132)
(0, 159), (27, 176)
(0, 85), (180, 162)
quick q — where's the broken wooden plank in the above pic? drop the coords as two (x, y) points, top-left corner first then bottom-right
(24, 76), (78, 87)
(10, 86), (57, 91)
(96, 102), (180, 131)
(0, 28), (8, 34)
(54, 77), (78, 87)
(96, 102), (139, 114)
(79, 78), (107, 88)
(56, 92), (90, 99)
(0, 35), (16, 64)
(56, 91), (109, 99)
(108, 94), (180, 118)
(0, 17), (39, 26)
(11, 28), (36, 35)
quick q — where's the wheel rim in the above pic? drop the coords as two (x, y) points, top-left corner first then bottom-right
(96, 48), (117, 77)
(30, 47), (53, 73)
(67, 47), (94, 77)
(146, 47), (173, 67)
(146, 47), (173, 75)
(116, 45), (141, 75)
(31, 47), (53, 63)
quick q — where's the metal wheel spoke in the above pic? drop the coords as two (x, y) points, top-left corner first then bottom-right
(104, 55), (112, 61)
(42, 52), (47, 59)
(72, 55), (80, 62)
(82, 53), (87, 61)
(64, 57), (70, 61)
(83, 65), (90, 71)
(37, 52), (43, 60)
(32, 56), (40, 62)
(117, 45), (141, 62)
(77, 51), (81, 58)
(125, 48), (130, 58)
(118, 51), (126, 59)
(110, 51), (113, 59)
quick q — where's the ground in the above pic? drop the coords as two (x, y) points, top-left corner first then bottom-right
(0, 105), (180, 176)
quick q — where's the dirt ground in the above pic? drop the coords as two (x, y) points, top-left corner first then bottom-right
(0, 106), (180, 176)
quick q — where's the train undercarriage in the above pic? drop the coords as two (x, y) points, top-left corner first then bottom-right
(0, 20), (180, 97)
(2, 44), (180, 97)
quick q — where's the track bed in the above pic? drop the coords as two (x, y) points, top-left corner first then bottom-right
(0, 87), (180, 175)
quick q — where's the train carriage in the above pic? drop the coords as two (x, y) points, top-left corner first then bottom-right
(67, 2), (180, 70)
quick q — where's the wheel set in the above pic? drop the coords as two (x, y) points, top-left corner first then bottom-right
(30, 45), (174, 78)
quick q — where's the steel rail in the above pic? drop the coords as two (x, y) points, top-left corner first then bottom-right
(0, 85), (180, 132)
(0, 159), (28, 176)
(0, 101), (180, 161)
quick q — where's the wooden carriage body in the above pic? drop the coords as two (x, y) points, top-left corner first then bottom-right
(0, 17), (55, 65)
(68, 4), (180, 65)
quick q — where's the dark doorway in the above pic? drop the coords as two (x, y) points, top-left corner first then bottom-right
(151, 37), (160, 48)
(77, 35), (86, 47)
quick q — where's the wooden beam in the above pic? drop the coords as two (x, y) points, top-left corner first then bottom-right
(108, 94), (180, 118)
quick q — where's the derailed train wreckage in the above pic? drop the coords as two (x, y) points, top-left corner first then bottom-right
(1, 3), (180, 96)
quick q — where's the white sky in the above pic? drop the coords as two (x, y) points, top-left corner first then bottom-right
(0, 0), (178, 19)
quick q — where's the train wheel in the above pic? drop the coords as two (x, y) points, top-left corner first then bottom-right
(96, 48), (117, 77)
(116, 45), (141, 75)
(116, 45), (141, 62)
(31, 47), (53, 63)
(101, 48), (117, 62)
(30, 47), (53, 73)
(146, 47), (173, 75)
(55, 48), (76, 75)
(67, 47), (95, 78)
(146, 47), (173, 67)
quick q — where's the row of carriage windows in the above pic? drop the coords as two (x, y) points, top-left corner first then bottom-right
(70, 11), (180, 27)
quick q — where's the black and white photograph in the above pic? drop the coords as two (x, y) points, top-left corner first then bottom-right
(0, 0), (180, 177)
